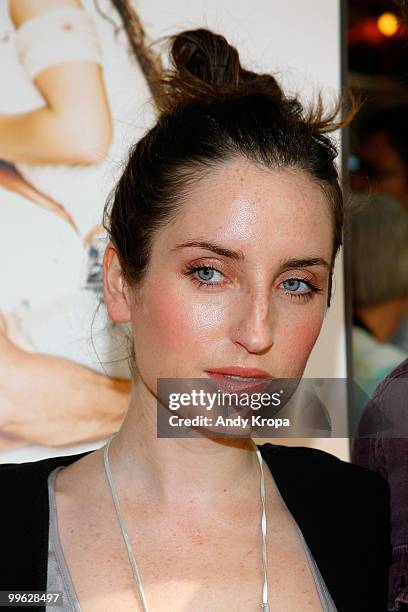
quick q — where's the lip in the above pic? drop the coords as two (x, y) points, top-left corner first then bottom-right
(204, 366), (273, 378)
(204, 369), (274, 396)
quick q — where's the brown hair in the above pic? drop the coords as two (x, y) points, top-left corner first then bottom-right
(95, 0), (163, 104)
(104, 28), (354, 308)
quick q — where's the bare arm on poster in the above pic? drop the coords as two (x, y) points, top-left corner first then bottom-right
(0, 0), (112, 165)
(0, 326), (130, 447)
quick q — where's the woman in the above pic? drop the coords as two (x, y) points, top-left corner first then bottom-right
(0, 29), (390, 611)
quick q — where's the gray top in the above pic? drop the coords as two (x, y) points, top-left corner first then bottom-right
(46, 466), (337, 612)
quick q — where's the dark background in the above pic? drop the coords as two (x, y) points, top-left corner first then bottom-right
(348, 0), (408, 140)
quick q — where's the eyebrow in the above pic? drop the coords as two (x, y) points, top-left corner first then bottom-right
(170, 240), (245, 261)
(170, 240), (330, 271)
(279, 257), (331, 271)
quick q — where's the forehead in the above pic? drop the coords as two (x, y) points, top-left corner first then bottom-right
(161, 158), (333, 261)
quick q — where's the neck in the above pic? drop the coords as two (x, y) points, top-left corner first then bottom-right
(356, 297), (408, 342)
(105, 380), (261, 514)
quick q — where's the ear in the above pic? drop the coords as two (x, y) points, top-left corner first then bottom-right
(103, 243), (131, 323)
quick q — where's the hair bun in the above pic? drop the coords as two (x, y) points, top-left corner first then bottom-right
(157, 28), (284, 114)
(171, 28), (241, 87)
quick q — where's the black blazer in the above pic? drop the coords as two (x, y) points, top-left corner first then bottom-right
(0, 443), (391, 612)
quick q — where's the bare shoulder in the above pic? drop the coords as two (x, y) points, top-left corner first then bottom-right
(9, 0), (81, 27)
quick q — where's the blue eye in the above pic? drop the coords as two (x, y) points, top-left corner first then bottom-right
(196, 267), (222, 283)
(281, 279), (312, 294)
(186, 264), (225, 287)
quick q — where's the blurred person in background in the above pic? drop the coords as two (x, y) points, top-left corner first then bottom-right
(351, 192), (408, 420)
(351, 352), (408, 612)
(352, 356), (408, 612)
(351, 106), (408, 352)
(351, 189), (408, 612)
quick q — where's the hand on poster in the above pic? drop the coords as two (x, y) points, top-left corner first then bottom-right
(0, 316), (130, 447)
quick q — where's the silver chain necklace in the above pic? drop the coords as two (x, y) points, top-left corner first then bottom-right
(103, 433), (270, 611)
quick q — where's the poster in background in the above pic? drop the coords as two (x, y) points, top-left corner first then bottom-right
(0, 0), (345, 463)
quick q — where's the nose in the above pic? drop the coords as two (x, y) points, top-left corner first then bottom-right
(232, 288), (274, 355)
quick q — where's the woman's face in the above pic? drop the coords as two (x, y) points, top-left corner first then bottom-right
(114, 158), (333, 391)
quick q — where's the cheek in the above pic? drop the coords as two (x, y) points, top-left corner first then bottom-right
(132, 283), (226, 368)
(277, 308), (325, 373)
(134, 289), (190, 354)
